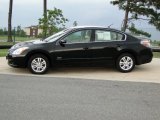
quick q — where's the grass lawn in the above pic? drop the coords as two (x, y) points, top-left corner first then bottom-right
(153, 52), (160, 58)
(0, 35), (37, 42)
(0, 42), (14, 46)
(0, 49), (8, 57)
(0, 36), (38, 46)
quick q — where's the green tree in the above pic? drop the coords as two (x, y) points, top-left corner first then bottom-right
(8, 0), (13, 42)
(20, 30), (26, 37)
(16, 25), (21, 36)
(111, 0), (160, 37)
(0, 29), (4, 35)
(39, 7), (68, 38)
(73, 21), (78, 26)
(11, 25), (26, 37)
(111, 0), (131, 32)
(4, 28), (8, 35)
(128, 23), (151, 38)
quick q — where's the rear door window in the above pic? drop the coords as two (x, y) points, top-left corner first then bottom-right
(95, 30), (124, 42)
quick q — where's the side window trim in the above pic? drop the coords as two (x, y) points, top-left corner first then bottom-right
(60, 29), (93, 44)
(93, 29), (126, 42)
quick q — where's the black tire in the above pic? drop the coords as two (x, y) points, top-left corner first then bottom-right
(28, 54), (49, 74)
(116, 53), (135, 73)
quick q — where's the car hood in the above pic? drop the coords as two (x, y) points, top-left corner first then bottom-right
(11, 39), (45, 49)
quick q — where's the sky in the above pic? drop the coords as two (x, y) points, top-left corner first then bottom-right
(0, 0), (160, 40)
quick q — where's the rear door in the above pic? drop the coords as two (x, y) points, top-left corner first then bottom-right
(85, 29), (126, 60)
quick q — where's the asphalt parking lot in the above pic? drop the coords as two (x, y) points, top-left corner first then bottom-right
(0, 57), (160, 120)
(0, 57), (160, 83)
(0, 74), (160, 120)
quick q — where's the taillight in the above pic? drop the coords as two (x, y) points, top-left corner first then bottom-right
(140, 39), (151, 48)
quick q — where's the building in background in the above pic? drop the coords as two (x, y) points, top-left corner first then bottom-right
(24, 25), (43, 37)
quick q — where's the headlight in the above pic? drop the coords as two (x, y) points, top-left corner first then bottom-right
(12, 47), (29, 55)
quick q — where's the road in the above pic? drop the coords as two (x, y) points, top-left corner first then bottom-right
(0, 74), (160, 120)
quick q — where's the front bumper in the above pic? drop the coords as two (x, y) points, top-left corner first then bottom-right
(6, 54), (27, 68)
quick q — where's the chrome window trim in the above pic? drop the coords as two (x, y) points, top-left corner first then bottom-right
(55, 28), (127, 45)
(55, 29), (93, 45)
(64, 29), (92, 44)
(63, 34), (127, 45)
(94, 30), (127, 42)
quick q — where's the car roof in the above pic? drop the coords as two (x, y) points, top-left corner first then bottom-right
(70, 26), (120, 31)
(71, 26), (107, 29)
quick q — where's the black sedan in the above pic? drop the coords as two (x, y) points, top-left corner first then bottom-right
(6, 26), (153, 74)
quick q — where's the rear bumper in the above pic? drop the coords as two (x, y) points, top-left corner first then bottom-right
(6, 54), (26, 68)
(136, 49), (153, 65)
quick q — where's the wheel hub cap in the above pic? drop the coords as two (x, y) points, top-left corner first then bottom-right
(119, 56), (133, 71)
(31, 58), (47, 73)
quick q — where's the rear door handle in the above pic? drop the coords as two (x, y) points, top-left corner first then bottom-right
(116, 44), (122, 50)
(83, 47), (89, 50)
(116, 44), (121, 47)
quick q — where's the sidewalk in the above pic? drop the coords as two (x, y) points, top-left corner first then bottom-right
(0, 57), (160, 83)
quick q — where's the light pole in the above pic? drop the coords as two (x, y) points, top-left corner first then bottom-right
(13, 27), (16, 44)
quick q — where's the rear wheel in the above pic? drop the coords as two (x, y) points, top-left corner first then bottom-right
(116, 53), (135, 73)
(28, 54), (49, 74)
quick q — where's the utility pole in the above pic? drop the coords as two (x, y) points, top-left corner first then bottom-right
(8, 0), (13, 42)
(43, 0), (47, 38)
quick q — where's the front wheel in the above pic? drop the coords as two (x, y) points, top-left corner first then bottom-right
(116, 53), (135, 73)
(28, 54), (49, 74)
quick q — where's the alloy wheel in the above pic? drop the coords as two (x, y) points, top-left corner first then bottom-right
(119, 56), (133, 71)
(31, 57), (47, 73)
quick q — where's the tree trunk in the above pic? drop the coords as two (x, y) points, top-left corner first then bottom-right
(43, 0), (47, 38)
(8, 0), (13, 42)
(121, 0), (129, 32)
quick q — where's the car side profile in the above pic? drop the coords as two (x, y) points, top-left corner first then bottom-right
(6, 26), (153, 74)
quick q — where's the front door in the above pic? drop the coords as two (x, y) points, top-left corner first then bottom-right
(54, 29), (92, 61)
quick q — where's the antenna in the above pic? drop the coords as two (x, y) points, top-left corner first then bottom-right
(108, 24), (113, 28)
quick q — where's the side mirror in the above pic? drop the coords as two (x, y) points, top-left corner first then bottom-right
(59, 39), (67, 47)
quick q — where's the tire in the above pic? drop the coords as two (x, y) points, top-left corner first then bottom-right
(116, 53), (135, 73)
(28, 54), (49, 74)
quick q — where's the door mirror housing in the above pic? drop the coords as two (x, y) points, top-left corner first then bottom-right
(59, 39), (67, 47)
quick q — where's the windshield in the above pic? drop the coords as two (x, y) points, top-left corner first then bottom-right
(44, 29), (70, 42)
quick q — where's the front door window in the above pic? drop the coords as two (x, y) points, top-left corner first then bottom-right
(65, 30), (92, 43)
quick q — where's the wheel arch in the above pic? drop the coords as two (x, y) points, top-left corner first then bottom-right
(25, 50), (52, 67)
(116, 49), (138, 65)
